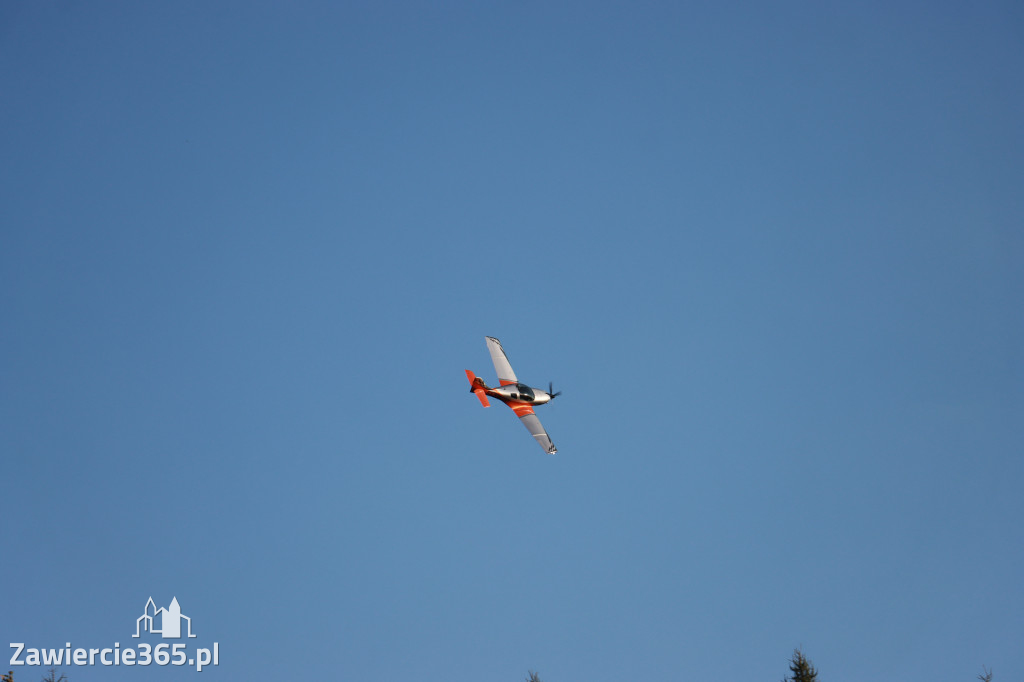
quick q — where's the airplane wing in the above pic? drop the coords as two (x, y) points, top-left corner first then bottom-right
(518, 412), (557, 455)
(485, 336), (518, 385)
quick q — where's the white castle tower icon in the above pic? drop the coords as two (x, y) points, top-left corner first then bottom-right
(133, 597), (197, 639)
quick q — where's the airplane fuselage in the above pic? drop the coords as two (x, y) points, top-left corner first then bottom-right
(485, 381), (554, 406)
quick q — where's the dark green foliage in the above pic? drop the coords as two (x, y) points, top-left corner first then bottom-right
(978, 666), (993, 682)
(526, 671), (543, 682)
(783, 648), (818, 682)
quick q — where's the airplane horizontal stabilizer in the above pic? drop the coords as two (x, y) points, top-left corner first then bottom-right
(465, 369), (491, 407)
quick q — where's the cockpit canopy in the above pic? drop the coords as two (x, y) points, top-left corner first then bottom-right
(513, 383), (535, 401)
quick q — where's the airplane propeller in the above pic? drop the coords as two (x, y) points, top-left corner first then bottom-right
(548, 382), (562, 399)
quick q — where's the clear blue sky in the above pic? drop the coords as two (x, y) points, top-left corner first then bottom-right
(2, 2), (1021, 681)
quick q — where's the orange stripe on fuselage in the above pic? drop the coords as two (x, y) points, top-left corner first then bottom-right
(508, 402), (536, 417)
(483, 390), (536, 416)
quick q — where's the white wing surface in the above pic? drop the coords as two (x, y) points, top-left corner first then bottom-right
(519, 413), (557, 455)
(485, 336), (518, 385)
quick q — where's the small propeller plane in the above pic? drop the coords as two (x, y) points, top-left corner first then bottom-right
(465, 336), (561, 455)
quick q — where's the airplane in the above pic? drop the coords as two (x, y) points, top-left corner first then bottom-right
(465, 336), (561, 455)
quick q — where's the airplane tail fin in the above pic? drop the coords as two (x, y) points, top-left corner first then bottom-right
(465, 370), (491, 407)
